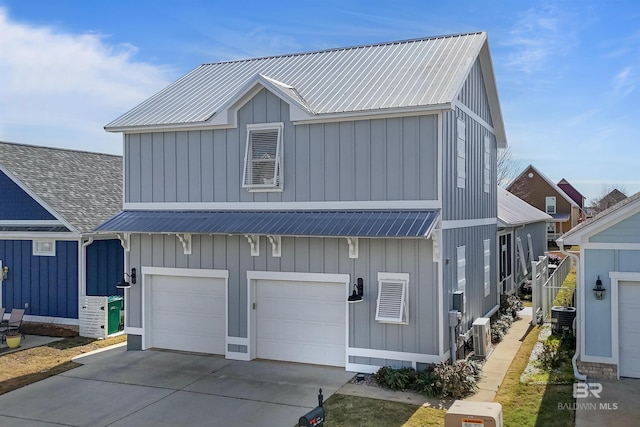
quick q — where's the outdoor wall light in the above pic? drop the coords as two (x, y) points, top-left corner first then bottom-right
(593, 276), (605, 300)
(348, 277), (364, 303)
(116, 268), (137, 289)
(2, 266), (7, 281)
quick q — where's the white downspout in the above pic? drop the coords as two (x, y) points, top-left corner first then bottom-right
(558, 239), (587, 381)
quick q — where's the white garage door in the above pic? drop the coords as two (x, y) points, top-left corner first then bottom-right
(148, 275), (226, 354)
(256, 279), (345, 367)
(619, 281), (640, 378)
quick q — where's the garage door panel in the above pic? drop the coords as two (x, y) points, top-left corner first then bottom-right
(148, 275), (226, 355)
(619, 281), (640, 378)
(256, 279), (345, 367)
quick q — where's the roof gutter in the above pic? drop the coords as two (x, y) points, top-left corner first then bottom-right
(557, 237), (588, 382)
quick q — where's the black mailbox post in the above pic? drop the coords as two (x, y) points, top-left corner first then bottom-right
(298, 389), (324, 427)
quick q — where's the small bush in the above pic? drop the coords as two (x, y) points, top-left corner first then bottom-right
(374, 366), (415, 391)
(538, 331), (576, 370)
(433, 360), (481, 398)
(548, 254), (562, 265)
(500, 294), (523, 318)
(490, 314), (514, 343)
(412, 368), (441, 397)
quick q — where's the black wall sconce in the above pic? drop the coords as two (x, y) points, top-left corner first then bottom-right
(2, 266), (8, 281)
(348, 277), (364, 303)
(593, 276), (605, 300)
(116, 268), (137, 289)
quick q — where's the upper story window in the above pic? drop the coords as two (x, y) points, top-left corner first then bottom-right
(242, 122), (284, 191)
(33, 239), (55, 256)
(545, 196), (556, 214)
(456, 118), (466, 189)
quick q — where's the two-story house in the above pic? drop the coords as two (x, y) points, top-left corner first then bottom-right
(508, 165), (582, 244)
(97, 32), (508, 373)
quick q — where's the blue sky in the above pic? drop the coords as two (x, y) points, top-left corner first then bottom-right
(0, 0), (638, 203)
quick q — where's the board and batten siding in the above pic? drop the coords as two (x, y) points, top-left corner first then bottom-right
(442, 224), (497, 334)
(442, 109), (497, 221)
(125, 88), (439, 204)
(126, 233), (440, 360)
(457, 58), (493, 127)
(0, 240), (78, 318)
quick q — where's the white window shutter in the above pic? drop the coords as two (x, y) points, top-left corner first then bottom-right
(457, 245), (466, 293)
(242, 123), (283, 189)
(483, 135), (491, 193)
(484, 239), (491, 297)
(375, 273), (409, 324)
(456, 118), (466, 189)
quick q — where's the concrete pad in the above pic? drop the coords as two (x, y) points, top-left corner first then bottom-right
(575, 378), (640, 426)
(108, 390), (303, 427)
(0, 416), (62, 427)
(63, 348), (233, 389)
(0, 335), (62, 354)
(337, 383), (452, 410)
(0, 375), (173, 426)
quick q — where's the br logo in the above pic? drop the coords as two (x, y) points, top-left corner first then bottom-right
(573, 382), (602, 398)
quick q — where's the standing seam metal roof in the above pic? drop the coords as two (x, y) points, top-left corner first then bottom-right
(105, 32), (487, 129)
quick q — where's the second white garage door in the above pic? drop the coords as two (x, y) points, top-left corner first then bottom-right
(148, 275), (226, 355)
(256, 279), (345, 367)
(619, 281), (640, 378)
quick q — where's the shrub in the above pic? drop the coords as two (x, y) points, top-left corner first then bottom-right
(433, 360), (481, 398)
(412, 368), (441, 397)
(490, 314), (514, 343)
(373, 366), (415, 391)
(500, 294), (523, 318)
(548, 254), (562, 265)
(538, 331), (576, 370)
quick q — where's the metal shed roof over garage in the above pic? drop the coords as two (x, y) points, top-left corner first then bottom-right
(96, 210), (440, 238)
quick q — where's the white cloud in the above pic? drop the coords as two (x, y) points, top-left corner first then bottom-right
(613, 66), (636, 97)
(0, 8), (173, 154)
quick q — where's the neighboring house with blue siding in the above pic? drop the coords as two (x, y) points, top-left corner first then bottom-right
(98, 32), (508, 372)
(0, 142), (123, 328)
(557, 192), (640, 380)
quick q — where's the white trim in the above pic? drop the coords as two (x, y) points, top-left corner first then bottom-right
(140, 266), (230, 355)
(0, 232), (80, 239)
(124, 326), (143, 335)
(267, 235), (281, 257)
(581, 242), (640, 250)
(32, 239), (56, 256)
(437, 112), (444, 356)
(227, 336), (248, 346)
(123, 200), (441, 211)
(441, 217), (497, 229)
(545, 196), (557, 215)
(245, 235), (260, 256)
(453, 101), (495, 134)
(346, 237), (358, 259)
(0, 220), (64, 226)
(483, 304), (500, 319)
(246, 270), (350, 367)
(23, 314), (79, 326)
(176, 233), (192, 255)
(563, 199), (640, 245)
(242, 122), (284, 191)
(483, 134), (491, 193)
(483, 239), (491, 297)
(227, 351), (251, 361)
(346, 347), (448, 373)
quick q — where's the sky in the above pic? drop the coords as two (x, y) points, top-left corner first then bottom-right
(0, 0), (639, 204)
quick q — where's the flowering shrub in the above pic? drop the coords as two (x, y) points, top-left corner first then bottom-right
(490, 314), (513, 343)
(433, 359), (482, 398)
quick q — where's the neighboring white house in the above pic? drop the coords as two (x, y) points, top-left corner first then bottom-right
(557, 192), (640, 380)
(97, 32), (508, 373)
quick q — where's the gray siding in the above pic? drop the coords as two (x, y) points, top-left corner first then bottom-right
(442, 109), (497, 221)
(126, 234), (440, 356)
(458, 58), (493, 126)
(125, 88), (439, 204)
(442, 224), (498, 333)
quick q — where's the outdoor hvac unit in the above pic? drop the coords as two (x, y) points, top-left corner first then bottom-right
(472, 317), (492, 359)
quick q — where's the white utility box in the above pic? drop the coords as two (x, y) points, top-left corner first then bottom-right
(444, 400), (503, 427)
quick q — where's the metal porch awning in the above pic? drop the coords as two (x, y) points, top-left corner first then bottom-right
(95, 210), (440, 238)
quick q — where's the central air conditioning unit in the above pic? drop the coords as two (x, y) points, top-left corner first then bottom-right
(472, 317), (492, 359)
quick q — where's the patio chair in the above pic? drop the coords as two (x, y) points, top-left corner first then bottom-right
(0, 307), (5, 326)
(0, 308), (24, 343)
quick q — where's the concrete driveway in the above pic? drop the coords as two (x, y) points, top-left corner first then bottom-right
(0, 346), (354, 426)
(575, 378), (640, 426)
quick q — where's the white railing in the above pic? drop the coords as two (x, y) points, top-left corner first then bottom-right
(530, 255), (573, 325)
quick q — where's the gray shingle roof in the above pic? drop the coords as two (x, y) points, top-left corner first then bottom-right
(106, 32), (500, 135)
(0, 142), (122, 234)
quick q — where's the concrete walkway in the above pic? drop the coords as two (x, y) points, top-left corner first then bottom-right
(0, 334), (62, 354)
(337, 308), (533, 407)
(465, 310), (532, 402)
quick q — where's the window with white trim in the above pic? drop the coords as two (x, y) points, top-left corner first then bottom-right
(33, 239), (55, 256)
(375, 272), (409, 324)
(545, 196), (556, 214)
(242, 122), (284, 191)
(456, 118), (466, 189)
(483, 135), (491, 193)
(483, 239), (491, 297)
